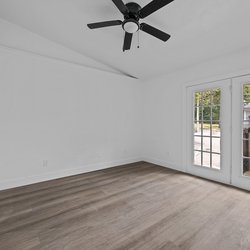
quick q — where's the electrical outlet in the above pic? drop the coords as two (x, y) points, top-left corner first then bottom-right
(43, 160), (48, 167)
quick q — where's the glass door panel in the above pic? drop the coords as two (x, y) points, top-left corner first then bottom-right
(186, 79), (231, 184)
(193, 88), (221, 169)
(243, 84), (250, 176)
(232, 76), (250, 190)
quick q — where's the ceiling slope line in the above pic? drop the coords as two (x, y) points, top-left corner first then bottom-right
(0, 18), (137, 79)
(0, 43), (137, 79)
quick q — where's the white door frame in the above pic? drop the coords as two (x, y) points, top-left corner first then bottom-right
(232, 75), (250, 190)
(185, 79), (232, 185)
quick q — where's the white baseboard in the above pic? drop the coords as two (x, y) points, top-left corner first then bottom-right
(142, 157), (184, 173)
(0, 157), (143, 191)
(143, 157), (250, 191)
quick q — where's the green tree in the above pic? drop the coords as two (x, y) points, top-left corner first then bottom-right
(244, 85), (250, 103)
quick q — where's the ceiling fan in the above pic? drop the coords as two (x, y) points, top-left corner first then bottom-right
(87, 0), (174, 52)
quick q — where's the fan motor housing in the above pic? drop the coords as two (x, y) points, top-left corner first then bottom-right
(124, 2), (141, 21)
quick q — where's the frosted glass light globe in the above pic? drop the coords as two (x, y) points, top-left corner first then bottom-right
(123, 21), (139, 33)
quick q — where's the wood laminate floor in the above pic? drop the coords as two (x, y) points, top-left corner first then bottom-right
(0, 162), (250, 250)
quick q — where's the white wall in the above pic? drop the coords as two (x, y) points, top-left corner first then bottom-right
(143, 47), (250, 171)
(0, 46), (142, 190)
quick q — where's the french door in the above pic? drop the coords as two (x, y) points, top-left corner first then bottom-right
(186, 79), (231, 185)
(186, 76), (250, 191)
(232, 75), (250, 190)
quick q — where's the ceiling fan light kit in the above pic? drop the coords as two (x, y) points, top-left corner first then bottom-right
(87, 0), (174, 52)
(122, 19), (139, 34)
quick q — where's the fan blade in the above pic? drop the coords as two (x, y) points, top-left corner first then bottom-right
(112, 0), (129, 14)
(140, 23), (170, 42)
(139, 0), (174, 19)
(123, 32), (133, 51)
(87, 20), (122, 29)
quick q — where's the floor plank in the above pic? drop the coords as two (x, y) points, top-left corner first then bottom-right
(0, 162), (249, 250)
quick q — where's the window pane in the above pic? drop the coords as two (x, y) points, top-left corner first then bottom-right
(202, 123), (211, 137)
(243, 139), (250, 157)
(243, 103), (250, 121)
(212, 137), (220, 154)
(194, 122), (200, 134)
(243, 158), (250, 176)
(194, 151), (201, 166)
(194, 92), (202, 106)
(212, 106), (220, 121)
(203, 137), (211, 152)
(212, 154), (220, 170)
(212, 122), (220, 136)
(202, 90), (212, 106)
(243, 120), (250, 128)
(243, 85), (250, 104)
(203, 152), (210, 168)
(194, 136), (201, 150)
(203, 106), (211, 121)
(243, 122), (250, 136)
(194, 106), (202, 121)
(212, 89), (221, 105)
(243, 127), (249, 139)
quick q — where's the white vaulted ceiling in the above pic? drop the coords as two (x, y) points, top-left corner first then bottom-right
(0, 0), (250, 80)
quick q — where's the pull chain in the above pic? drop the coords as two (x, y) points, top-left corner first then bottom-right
(123, 31), (126, 52)
(137, 30), (140, 48)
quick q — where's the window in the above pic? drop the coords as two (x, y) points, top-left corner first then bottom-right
(193, 88), (221, 169)
(243, 84), (250, 177)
